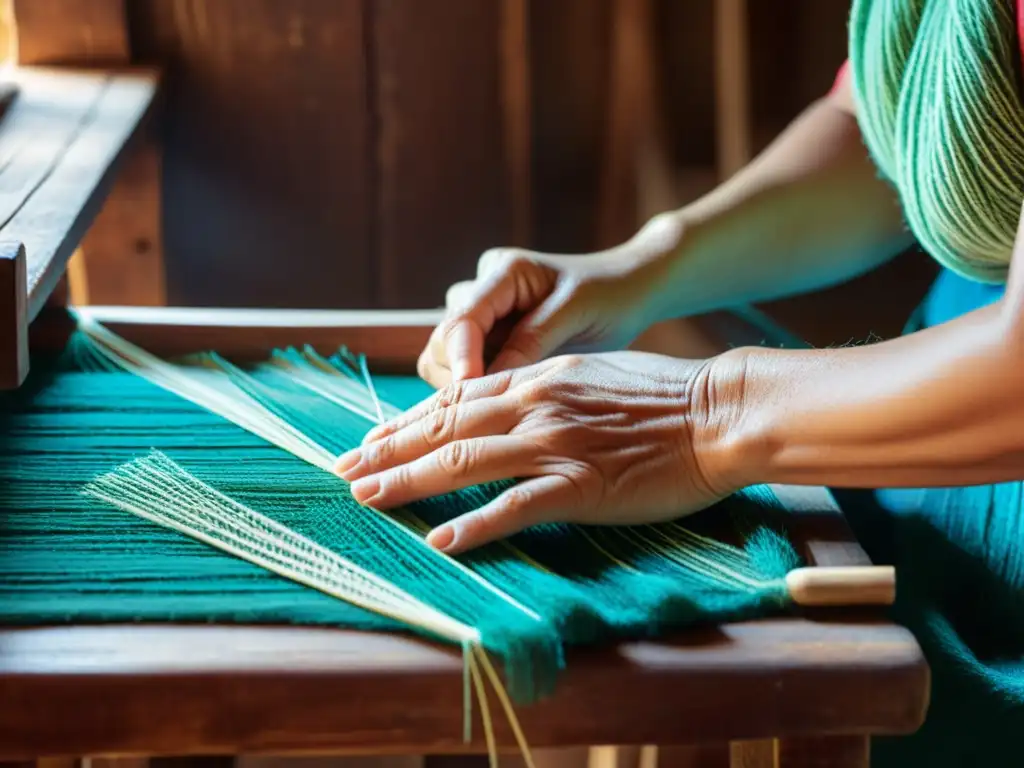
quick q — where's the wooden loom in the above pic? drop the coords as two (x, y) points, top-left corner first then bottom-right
(0, 8), (929, 768)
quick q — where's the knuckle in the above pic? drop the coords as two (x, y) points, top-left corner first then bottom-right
(416, 351), (431, 380)
(499, 485), (533, 517)
(384, 464), (411, 496)
(439, 316), (463, 342)
(445, 280), (475, 311)
(437, 441), (473, 477)
(436, 381), (466, 409)
(479, 247), (528, 277)
(365, 435), (396, 466)
(520, 380), (548, 406)
(422, 406), (456, 445)
(553, 353), (585, 371)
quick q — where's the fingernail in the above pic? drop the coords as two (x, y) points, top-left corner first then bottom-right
(426, 524), (455, 551)
(351, 476), (380, 505)
(333, 450), (361, 478)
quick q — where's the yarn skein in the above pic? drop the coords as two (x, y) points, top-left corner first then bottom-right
(849, 0), (1024, 283)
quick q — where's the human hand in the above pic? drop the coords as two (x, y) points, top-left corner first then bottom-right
(417, 213), (686, 388)
(334, 350), (739, 555)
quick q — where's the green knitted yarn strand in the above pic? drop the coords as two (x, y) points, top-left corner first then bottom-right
(849, 0), (1024, 283)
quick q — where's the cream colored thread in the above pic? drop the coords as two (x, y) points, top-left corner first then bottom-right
(72, 313), (544, 626)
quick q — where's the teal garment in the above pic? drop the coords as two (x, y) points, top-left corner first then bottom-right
(834, 267), (1023, 767)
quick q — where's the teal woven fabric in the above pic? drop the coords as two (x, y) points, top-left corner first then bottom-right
(0, 345), (801, 704)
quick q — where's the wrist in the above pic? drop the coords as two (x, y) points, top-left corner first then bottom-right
(615, 210), (696, 326)
(686, 346), (772, 495)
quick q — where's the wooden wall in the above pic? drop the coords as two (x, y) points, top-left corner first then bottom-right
(6, 0), (864, 313)
(117, 0), (854, 310)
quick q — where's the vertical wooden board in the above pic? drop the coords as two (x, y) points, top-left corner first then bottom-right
(777, 735), (869, 768)
(0, 241), (27, 389)
(11, 0), (128, 65)
(528, 0), (612, 253)
(127, 0), (374, 309)
(78, 136), (166, 306)
(374, 0), (517, 308)
(655, 1), (716, 172)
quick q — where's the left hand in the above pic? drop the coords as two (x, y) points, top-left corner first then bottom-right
(333, 351), (736, 555)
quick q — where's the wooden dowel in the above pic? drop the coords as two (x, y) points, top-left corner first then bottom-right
(785, 566), (896, 607)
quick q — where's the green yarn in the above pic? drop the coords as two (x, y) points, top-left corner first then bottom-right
(849, 0), (1024, 283)
(0, 340), (805, 705)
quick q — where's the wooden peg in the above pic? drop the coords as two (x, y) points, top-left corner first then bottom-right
(785, 566), (896, 607)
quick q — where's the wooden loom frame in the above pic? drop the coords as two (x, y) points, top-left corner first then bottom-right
(3, 305), (930, 768)
(0, 2), (929, 766)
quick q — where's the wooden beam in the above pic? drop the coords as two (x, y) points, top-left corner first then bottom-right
(0, 240), (27, 388)
(69, 305), (442, 369)
(11, 0), (165, 308)
(501, 0), (532, 248)
(374, 0), (521, 307)
(0, 617), (925, 759)
(713, 0), (752, 179)
(0, 66), (158, 387)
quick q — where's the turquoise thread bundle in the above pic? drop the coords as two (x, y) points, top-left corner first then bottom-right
(0, 333), (804, 707)
(849, 0), (1024, 283)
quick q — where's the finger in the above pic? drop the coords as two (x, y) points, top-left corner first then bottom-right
(416, 346), (452, 389)
(425, 475), (578, 555)
(443, 251), (554, 381)
(336, 396), (518, 481)
(349, 435), (538, 509)
(358, 373), (514, 445)
(487, 285), (582, 373)
(445, 319), (485, 382)
(445, 280), (475, 311)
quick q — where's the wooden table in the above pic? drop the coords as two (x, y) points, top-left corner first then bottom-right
(0, 307), (930, 768)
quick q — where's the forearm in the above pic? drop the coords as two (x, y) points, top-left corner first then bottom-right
(704, 302), (1024, 490)
(642, 95), (912, 322)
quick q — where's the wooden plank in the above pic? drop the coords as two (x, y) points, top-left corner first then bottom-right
(713, 0), (751, 179)
(652, 744), (729, 768)
(75, 140), (166, 306)
(68, 305), (442, 370)
(126, 0), (373, 309)
(501, 0), (531, 248)
(0, 616), (925, 759)
(0, 241), (27, 388)
(0, 67), (159, 322)
(595, 0), (653, 249)
(528, 0), (613, 252)
(374, 0), (518, 307)
(13, 0), (165, 308)
(776, 735), (869, 768)
(728, 741), (775, 768)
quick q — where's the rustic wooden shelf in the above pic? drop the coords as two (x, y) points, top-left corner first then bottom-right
(0, 66), (159, 389)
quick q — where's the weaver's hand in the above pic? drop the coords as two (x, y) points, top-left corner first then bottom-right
(334, 351), (738, 555)
(418, 214), (685, 388)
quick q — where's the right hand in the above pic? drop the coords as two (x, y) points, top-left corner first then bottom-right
(417, 213), (685, 388)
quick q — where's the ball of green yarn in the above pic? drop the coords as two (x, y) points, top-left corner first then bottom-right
(849, 0), (1024, 284)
